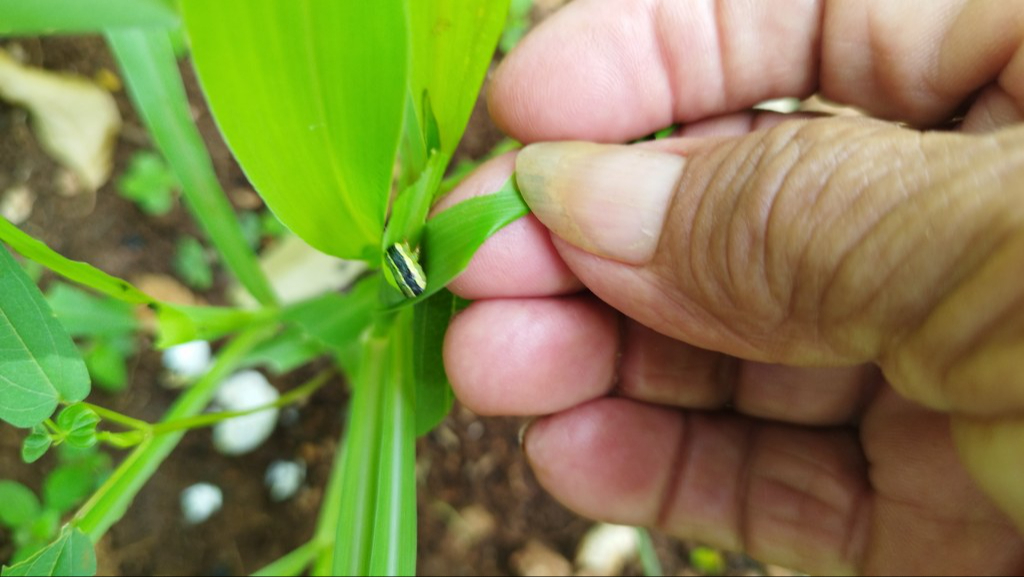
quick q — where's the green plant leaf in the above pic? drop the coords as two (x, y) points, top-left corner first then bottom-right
(1, 525), (96, 577)
(106, 29), (278, 306)
(173, 236), (213, 291)
(383, 151), (449, 252)
(43, 464), (98, 516)
(240, 326), (326, 376)
(0, 0), (178, 35)
(180, 1), (409, 260)
(46, 284), (138, 339)
(384, 178), (529, 306)
(56, 405), (100, 450)
(22, 425), (53, 464)
(412, 290), (457, 437)
(281, 278), (377, 356)
(368, 311), (417, 577)
(409, 0), (511, 159)
(0, 245), (90, 429)
(0, 219), (153, 305)
(82, 336), (131, 393)
(332, 309), (416, 576)
(252, 541), (321, 577)
(116, 150), (179, 216)
(688, 546), (725, 576)
(154, 303), (272, 349)
(500, 0), (533, 53)
(0, 481), (41, 529)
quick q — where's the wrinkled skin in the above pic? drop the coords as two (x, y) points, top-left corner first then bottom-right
(442, 1), (1024, 574)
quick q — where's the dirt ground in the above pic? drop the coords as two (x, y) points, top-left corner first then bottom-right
(0, 25), (784, 577)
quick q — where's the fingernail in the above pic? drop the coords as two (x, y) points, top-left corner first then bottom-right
(516, 142), (685, 264)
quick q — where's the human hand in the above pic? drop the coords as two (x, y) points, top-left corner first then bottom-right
(441, 0), (1024, 574)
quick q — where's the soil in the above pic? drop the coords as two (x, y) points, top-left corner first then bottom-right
(0, 25), (779, 577)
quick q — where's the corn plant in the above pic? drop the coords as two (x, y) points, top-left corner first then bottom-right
(0, 0), (518, 575)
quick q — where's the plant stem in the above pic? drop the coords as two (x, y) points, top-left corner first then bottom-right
(80, 369), (332, 447)
(79, 403), (151, 432)
(72, 326), (274, 542)
(636, 527), (664, 577)
(148, 368), (332, 435)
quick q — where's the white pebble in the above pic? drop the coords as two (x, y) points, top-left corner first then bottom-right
(212, 370), (279, 455)
(575, 523), (639, 576)
(264, 459), (306, 502)
(180, 483), (223, 525)
(162, 340), (212, 381)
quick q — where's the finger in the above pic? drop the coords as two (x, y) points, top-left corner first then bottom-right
(442, 112), (802, 300)
(523, 397), (868, 575)
(436, 152), (581, 299)
(490, 0), (1024, 141)
(515, 117), (1024, 416)
(526, 396), (1024, 575)
(618, 319), (880, 424)
(443, 295), (618, 416)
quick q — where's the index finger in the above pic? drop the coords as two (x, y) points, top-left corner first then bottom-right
(490, 0), (1024, 142)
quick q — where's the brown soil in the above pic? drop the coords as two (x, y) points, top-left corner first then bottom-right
(0, 31), (774, 577)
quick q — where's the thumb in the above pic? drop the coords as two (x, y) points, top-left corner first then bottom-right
(515, 117), (1024, 416)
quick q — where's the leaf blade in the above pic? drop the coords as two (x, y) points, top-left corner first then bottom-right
(0, 245), (90, 428)
(0, 0), (177, 35)
(409, 1), (511, 158)
(180, 0), (409, 260)
(105, 29), (278, 306)
(1, 525), (96, 577)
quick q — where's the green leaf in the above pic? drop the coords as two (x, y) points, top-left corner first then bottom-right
(0, 0), (178, 35)
(1, 525), (96, 577)
(385, 178), (529, 306)
(83, 336), (131, 394)
(43, 464), (98, 516)
(46, 284), (138, 339)
(22, 425), (53, 464)
(116, 151), (179, 216)
(0, 245), (91, 429)
(106, 29), (278, 307)
(180, 1), (409, 260)
(252, 541), (321, 577)
(499, 0), (533, 53)
(368, 312), (417, 577)
(173, 236), (213, 291)
(412, 290), (457, 437)
(333, 310), (416, 576)
(636, 527), (664, 577)
(0, 481), (41, 529)
(281, 279), (377, 356)
(409, 0), (511, 159)
(56, 405), (100, 450)
(154, 303), (272, 349)
(688, 546), (725, 576)
(240, 326), (326, 375)
(383, 151), (449, 252)
(0, 219), (154, 305)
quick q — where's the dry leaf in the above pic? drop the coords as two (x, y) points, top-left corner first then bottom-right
(0, 48), (121, 191)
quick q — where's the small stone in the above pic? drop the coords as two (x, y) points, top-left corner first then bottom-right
(575, 524), (639, 576)
(511, 540), (572, 577)
(264, 460), (306, 502)
(0, 185), (35, 224)
(212, 370), (279, 456)
(162, 340), (212, 382)
(180, 483), (223, 525)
